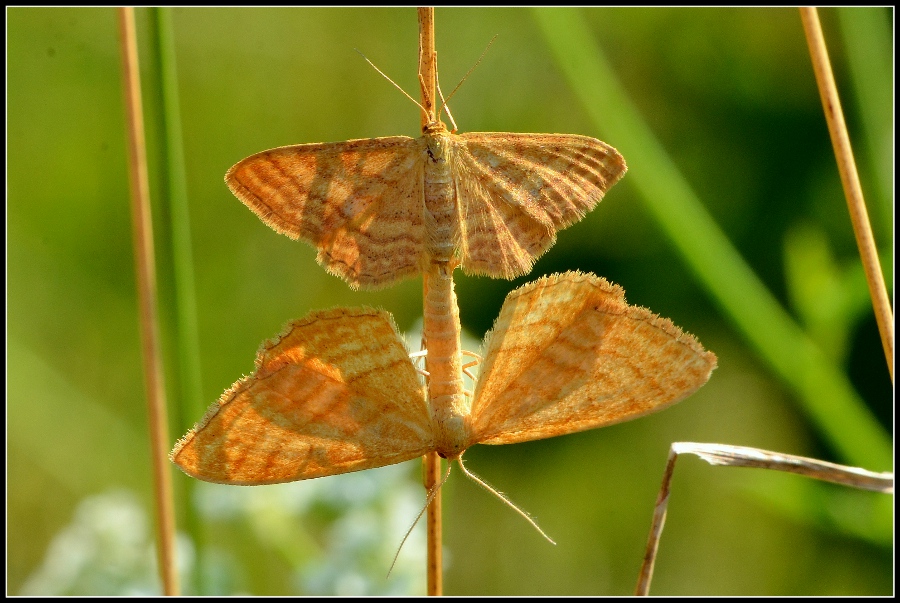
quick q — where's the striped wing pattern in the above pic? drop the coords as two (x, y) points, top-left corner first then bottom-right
(454, 133), (626, 279)
(171, 308), (433, 485)
(469, 272), (716, 447)
(226, 131), (625, 287)
(226, 137), (426, 290)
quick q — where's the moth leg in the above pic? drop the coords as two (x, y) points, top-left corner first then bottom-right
(409, 347), (429, 378)
(409, 350), (431, 377)
(461, 350), (482, 381)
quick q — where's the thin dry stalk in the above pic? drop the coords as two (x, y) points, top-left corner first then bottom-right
(419, 7), (437, 130)
(634, 442), (894, 596)
(117, 7), (179, 596)
(417, 6), (442, 597)
(799, 7), (894, 382)
(421, 443), (443, 596)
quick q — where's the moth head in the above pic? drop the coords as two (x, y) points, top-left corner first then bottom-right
(423, 123), (451, 162)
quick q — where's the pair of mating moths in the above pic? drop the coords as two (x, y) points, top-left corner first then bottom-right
(171, 117), (716, 488)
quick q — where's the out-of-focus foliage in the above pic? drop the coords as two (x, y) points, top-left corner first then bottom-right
(19, 466), (426, 596)
(8, 7), (892, 596)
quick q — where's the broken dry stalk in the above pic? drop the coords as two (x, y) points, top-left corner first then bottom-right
(635, 442), (894, 595)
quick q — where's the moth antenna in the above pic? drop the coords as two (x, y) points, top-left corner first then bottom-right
(436, 34), (499, 120)
(457, 455), (556, 545)
(462, 350), (483, 361)
(388, 461), (453, 578)
(355, 48), (426, 115)
(436, 74), (458, 133)
(417, 72), (436, 123)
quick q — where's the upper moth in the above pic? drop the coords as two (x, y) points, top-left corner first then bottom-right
(226, 120), (626, 288)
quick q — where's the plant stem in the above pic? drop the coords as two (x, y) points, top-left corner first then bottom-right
(799, 7), (893, 382)
(117, 7), (179, 596)
(418, 7), (443, 597)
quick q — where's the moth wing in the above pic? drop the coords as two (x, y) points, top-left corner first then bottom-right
(171, 308), (433, 485)
(452, 133), (626, 280)
(469, 272), (716, 446)
(226, 137), (426, 289)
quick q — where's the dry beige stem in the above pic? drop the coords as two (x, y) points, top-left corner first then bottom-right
(226, 127), (626, 289)
(171, 272), (716, 483)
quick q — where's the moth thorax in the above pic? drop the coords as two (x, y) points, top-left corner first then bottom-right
(423, 131), (457, 263)
(432, 405), (469, 459)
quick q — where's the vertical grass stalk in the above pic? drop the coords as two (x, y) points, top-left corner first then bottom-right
(799, 7), (893, 382)
(117, 6), (179, 595)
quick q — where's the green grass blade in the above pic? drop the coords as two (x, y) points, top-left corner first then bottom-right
(154, 7), (205, 425)
(151, 6), (206, 594)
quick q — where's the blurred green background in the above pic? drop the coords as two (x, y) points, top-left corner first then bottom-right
(7, 7), (893, 596)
